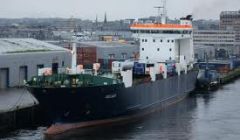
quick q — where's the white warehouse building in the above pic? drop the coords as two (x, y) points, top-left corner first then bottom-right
(0, 38), (72, 89)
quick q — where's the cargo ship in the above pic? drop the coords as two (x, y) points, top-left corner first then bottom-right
(26, 2), (198, 135)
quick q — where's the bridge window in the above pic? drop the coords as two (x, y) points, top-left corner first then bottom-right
(157, 48), (160, 51)
(131, 30), (137, 33)
(140, 30), (151, 33)
(151, 30), (161, 34)
(153, 39), (156, 42)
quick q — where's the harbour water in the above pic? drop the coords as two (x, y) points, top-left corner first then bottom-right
(1, 79), (240, 140)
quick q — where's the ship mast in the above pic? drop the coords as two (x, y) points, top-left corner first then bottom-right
(69, 16), (77, 74)
(71, 40), (77, 73)
(154, 0), (167, 24)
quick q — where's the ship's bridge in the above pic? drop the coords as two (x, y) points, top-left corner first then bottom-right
(130, 23), (194, 65)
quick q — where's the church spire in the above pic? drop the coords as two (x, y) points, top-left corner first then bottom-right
(104, 12), (107, 24)
(95, 14), (98, 25)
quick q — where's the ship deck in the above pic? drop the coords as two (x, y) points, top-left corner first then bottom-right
(27, 74), (122, 88)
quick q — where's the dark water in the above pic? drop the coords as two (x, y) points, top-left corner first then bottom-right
(2, 79), (240, 140)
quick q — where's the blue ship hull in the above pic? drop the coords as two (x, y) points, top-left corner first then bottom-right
(27, 71), (198, 133)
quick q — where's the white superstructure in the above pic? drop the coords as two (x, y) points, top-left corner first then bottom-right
(130, 18), (194, 66)
(112, 4), (195, 87)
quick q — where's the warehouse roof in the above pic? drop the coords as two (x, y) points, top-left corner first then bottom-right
(0, 38), (68, 54)
(78, 41), (138, 48)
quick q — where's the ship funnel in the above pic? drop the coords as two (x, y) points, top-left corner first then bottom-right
(180, 15), (193, 26)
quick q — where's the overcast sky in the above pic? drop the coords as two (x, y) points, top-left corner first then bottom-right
(0, 0), (239, 20)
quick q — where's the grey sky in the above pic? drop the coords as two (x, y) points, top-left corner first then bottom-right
(0, 0), (239, 20)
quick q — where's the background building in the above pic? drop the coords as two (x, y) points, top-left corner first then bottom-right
(220, 10), (240, 31)
(220, 10), (240, 55)
(0, 38), (71, 88)
(65, 41), (139, 69)
(193, 30), (237, 59)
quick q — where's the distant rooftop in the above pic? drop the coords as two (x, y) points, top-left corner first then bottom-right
(221, 10), (240, 16)
(78, 41), (138, 48)
(0, 38), (67, 54)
